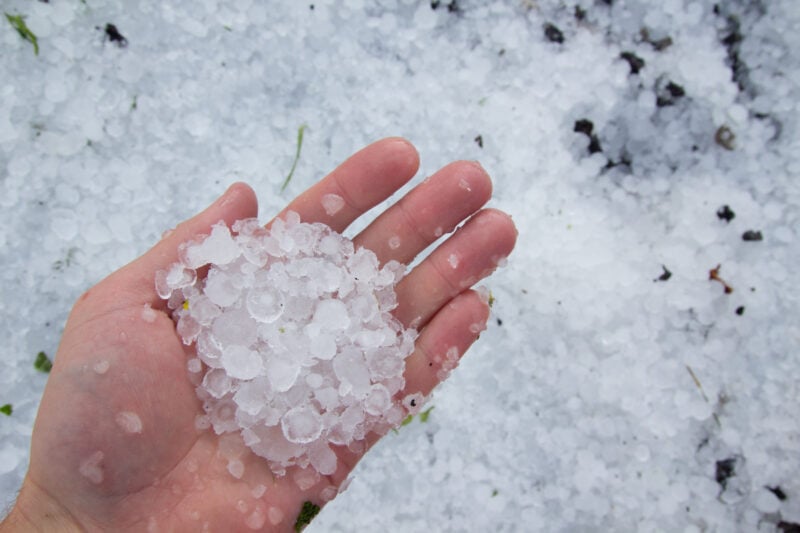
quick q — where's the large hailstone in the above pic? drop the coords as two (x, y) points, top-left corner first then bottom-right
(157, 213), (417, 477)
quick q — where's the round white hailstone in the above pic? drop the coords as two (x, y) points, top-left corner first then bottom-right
(320, 485), (338, 502)
(227, 459), (245, 479)
(402, 392), (426, 415)
(364, 384), (391, 415)
(115, 411), (143, 434)
(245, 508), (266, 530)
(305, 373), (324, 388)
(79, 451), (104, 484)
(93, 360), (110, 375)
(281, 406), (324, 444)
(246, 288), (284, 323)
(141, 303), (158, 323)
(157, 214), (418, 478)
(753, 488), (781, 514)
(221, 346), (262, 380)
(267, 507), (284, 526)
(194, 414), (211, 430)
(321, 193), (345, 216)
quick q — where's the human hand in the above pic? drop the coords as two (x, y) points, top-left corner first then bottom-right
(1, 138), (517, 532)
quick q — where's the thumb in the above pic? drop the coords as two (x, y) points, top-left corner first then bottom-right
(113, 182), (259, 304)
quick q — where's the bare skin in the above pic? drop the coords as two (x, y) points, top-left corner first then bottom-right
(1, 138), (517, 532)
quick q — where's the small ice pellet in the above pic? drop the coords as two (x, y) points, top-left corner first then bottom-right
(282, 406), (323, 444)
(321, 193), (345, 216)
(469, 322), (486, 334)
(79, 451), (105, 484)
(305, 373), (324, 388)
(444, 346), (460, 370)
(93, 360), (110, 375)
(293, 468), (320, 491)
(245, 508), (266, 530)
(475, 285), (490, 304)
(388, 235), (401, 250)
(458, 276), (478, 289)
(753, 488), (781, 514)
(195, 414), (211, 430)
(251, 484), (267, 498)
(634, 445), (650, 462)
(141, 303), (158, 323)
(161, 216), (418, 480)
(227, 459), (245, 479)
(402, 392), (425, 414)
(458, 178), (472, 191)
(116, 411), (143, 434)
(267, 507), (284, 526)
(448, 253), (459, 268)
(434, 226), (443, 237)
(320, 485), (338, 502)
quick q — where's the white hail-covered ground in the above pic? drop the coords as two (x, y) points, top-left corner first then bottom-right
(1, 0), (798, 531)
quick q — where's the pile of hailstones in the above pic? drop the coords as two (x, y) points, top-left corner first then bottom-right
(155, 213), (421, 477)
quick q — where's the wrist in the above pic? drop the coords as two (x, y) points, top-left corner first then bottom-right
(1, 477), (82, 532)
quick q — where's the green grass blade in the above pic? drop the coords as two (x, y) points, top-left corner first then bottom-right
(281, 124), (307, 192)
(5, 13), (39, 56)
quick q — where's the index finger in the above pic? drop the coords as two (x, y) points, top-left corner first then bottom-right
(274, 137), (420, 232)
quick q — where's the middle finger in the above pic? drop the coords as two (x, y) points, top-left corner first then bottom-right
(353, 160), (492, 265)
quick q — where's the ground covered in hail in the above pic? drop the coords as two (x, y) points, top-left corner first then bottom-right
(0, 0), (798, 531)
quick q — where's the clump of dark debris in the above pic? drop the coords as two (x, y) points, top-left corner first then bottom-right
(715, 125), (736, 150)
(654, 265), (672, 282)
(574, 119), (602, 154)
(655, 77), (686, 107)
(102, 23), (128, 47)
(430, 0), (460, 13)
(544, 23), (564, 44)
(620, 51), (645, 75)
(742, 230), (763, 242)
(716, 205), (735, 223)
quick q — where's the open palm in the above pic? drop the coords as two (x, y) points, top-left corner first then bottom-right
(7, 139), (516, 532)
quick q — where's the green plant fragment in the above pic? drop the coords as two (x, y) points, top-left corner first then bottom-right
(419, 406), (435, 423)
(34, 351), (52, 373)
(5, 13), (39, 55)
(491, 489), (499, 497)
(53, 247), (78, 271)
(0, 404), (12, 416)
(294, 501), (320, 532)
(400, 414), (414, 426)
(281, 124), (307, 192)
